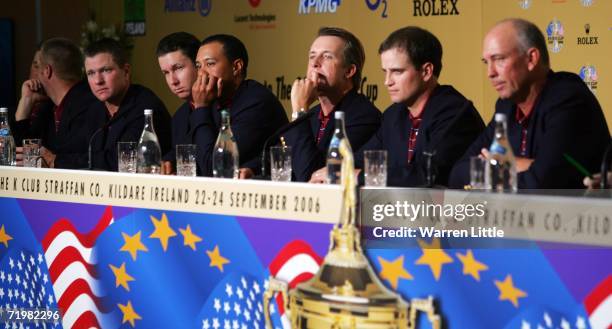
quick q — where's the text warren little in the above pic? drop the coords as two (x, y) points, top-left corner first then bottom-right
(372, 226), (505, 238)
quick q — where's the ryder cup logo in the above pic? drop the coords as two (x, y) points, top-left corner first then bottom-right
(546, 18), (565, 53)
(580, 0), (594, 6)
(579, 65), (598, 94)
(518, 0), (532, 9)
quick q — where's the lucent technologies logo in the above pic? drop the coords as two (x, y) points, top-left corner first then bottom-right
(546, 18), (565, 53)
(298, 0), (340, 14)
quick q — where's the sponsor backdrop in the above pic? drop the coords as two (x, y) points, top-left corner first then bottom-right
(92, 0), (610, 129)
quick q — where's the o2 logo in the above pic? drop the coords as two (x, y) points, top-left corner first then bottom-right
(365, 0), (388, 18)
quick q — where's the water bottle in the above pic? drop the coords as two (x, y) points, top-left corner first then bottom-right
(0, 107), (16, 166)
(326, 111), (351, 184)
(136, 109), (161, 174)
(212, 110), (239, 178)
(485, 113), (517, 192)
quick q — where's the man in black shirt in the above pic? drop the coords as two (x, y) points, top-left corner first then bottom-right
(85, 38), (172, 172)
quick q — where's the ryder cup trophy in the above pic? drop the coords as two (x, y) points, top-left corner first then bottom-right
(264, 138), (441, 328)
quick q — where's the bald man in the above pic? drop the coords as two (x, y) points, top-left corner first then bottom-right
(449, 18), (609, 189)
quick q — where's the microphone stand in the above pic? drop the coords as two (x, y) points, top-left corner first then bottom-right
(259, 109), (316, 179)
(600, 140), (612, 189)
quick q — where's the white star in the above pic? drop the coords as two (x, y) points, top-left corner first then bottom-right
(7, 290), (12, 300)
(0, 271), (4, 281)
(0, 288), (3, 298)
(225, 284), (233, 298)
(224, 319), (230, 329)
(243, 310), (251, 322)
(20, 252), (25, 262)
(23, 280), (28, 290)
(47, 295), (53, 305)
(576, 316), (586, 329)
(29, 255), (35, 266)
(270, 303), (276, 314)
(24, 271), (29, 281)
(224, 302), (231, 314)
(42, 274), (48, 284)
(21, 292), (26, 303)
(202, 319), (210, 329)
(241, 277), (247, 289)
(255, 310), (261, 321)
(214, 299), (221, 313)
(15, 275), (21, 285)
(249, 291), (255, 301)
(257, 302), (263, 313)
(8, 258), (14, 269)
(246, 299), (252, 310)
(37, 254), (43, 264)
(253, 281), (260, 294)
(41, 286), (45, 296)
(236, 288), (243, 300)
(36, 267), (41, 278)
(543, 313), (552, 327)
(212, 318), (220, 329)
(254, 322), (259, 329)
(241, 324), (247, 329)
(233, 302), (241, 316)
(560, 318), (570, 329)
(232, 320), (239, 329)
(28, 298), (33, 308)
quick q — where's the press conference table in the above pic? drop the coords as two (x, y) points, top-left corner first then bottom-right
(0, 167), (610, 328)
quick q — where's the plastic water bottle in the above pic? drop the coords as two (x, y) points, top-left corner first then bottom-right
(326, 111), (351, 184)
(136, 109), (161, 174)
(0, 107), (16, 166)
(485, 113), (517, 192)
(212, 110), (239, 178)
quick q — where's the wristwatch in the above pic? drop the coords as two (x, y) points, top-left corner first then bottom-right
(291, 108), (305, 121)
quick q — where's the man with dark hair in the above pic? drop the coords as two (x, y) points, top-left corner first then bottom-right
(287, 27), (381, 182)
(85, 38), (172, 171)
(449, 18), (610, 189)
(191, 33), (288, 177)
(156, 32), (200, 174)
(349, 26), (484, 187)
(14, 37), (98, 168)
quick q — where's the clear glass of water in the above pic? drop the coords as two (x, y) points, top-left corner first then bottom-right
(117, 142), (137, 173)
(364, 150), (387, 187)
(176, 144), (197, 177)
(470, 156), (486, 189)
(270, 146), (292, 182)
(22, 139), (42, 168)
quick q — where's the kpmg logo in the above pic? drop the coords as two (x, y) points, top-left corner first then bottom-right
(580, 0), (594, 6)
(365, 0), (388, 18)
(298, 0), (341, 14)
(577, 23), (599, 45)
(579, 65), (598, 94)
(199, 0), (212, 16)
(518, 0), (532, 9)
(249, 0), (261, 8)
(546, 18), (565, 53)
(413, 0), (460, 17)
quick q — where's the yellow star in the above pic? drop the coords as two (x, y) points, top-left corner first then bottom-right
(109, 262), (135, 291)
(149, 213), (177, 251)
(118, 300), (141, 327)
(207, 245), (230, 272)
(415, 238), (453, 281)
(179, 225), (202, 251)
(377, 255), (413, 290)
(120, 231), (149, 261)
(456, 250), (488, 281)
(0, 225), (12, 248)
(495, 274), (527, 307)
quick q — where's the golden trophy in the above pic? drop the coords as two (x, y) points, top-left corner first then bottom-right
(264, 138), (441, 328)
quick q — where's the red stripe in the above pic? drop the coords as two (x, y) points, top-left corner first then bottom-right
(42, 206), (113, 251)
(57, 279), (108, 313)
(276, 272), (315, 315)
(269, 240), (322, 275)
(585, 275), (612, 315)
(48, 247), (97, 282)
(70, 310), (103, 329)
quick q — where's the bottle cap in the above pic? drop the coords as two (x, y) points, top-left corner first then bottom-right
(144, 109), (153, 115)
(494, 113), (507, 122)
(0, 108), (7, 113)
(334, 111), (345, 120)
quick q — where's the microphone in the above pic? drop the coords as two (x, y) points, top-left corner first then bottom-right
(259, 108), (317, 178)
(88, 121), (111, 170)
(600, 140), (612, 188)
